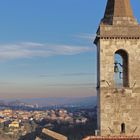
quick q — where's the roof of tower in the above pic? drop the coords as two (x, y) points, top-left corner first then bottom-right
(104, 0), (134, 18)
(101, 0), (138, 25)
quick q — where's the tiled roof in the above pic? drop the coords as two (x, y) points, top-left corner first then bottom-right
(83, 136), (140, 140)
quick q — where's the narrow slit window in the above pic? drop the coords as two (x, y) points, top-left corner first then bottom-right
(121, 123), (125, 133)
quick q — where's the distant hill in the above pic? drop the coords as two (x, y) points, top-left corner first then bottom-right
(0, 96), (97, 108)
(19, 96), (97, 107)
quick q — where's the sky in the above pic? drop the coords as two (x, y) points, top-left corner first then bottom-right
(0, 0), (140, 99)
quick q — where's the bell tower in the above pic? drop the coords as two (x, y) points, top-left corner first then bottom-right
(94, 0), (140, 136)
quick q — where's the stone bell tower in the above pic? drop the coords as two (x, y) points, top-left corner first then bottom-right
(94, 0), (140, 136)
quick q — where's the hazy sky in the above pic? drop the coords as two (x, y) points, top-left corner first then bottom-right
(0, 0), (140, 98)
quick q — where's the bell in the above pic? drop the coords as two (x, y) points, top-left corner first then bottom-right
(114, 64), (119, 73)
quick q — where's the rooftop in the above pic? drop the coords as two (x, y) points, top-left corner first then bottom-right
(83, 136), (140, 140)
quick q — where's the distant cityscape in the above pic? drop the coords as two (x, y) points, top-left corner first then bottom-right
(0, 97), (97, 140)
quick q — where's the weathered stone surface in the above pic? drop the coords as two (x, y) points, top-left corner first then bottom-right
(96, 38), (140, 136)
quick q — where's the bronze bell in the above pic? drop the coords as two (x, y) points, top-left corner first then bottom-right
(114, 63), (119, 73)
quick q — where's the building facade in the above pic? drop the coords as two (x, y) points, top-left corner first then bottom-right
(94, 0), (140, 136)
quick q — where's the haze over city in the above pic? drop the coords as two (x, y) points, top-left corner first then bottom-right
(0, 0), (140, 99)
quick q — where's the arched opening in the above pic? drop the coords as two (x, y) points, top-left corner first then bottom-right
(114, 49), (129, 88)
(121, 123), (126, 134)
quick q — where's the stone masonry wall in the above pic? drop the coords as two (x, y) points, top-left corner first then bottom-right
(97, 38), (140, 136)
